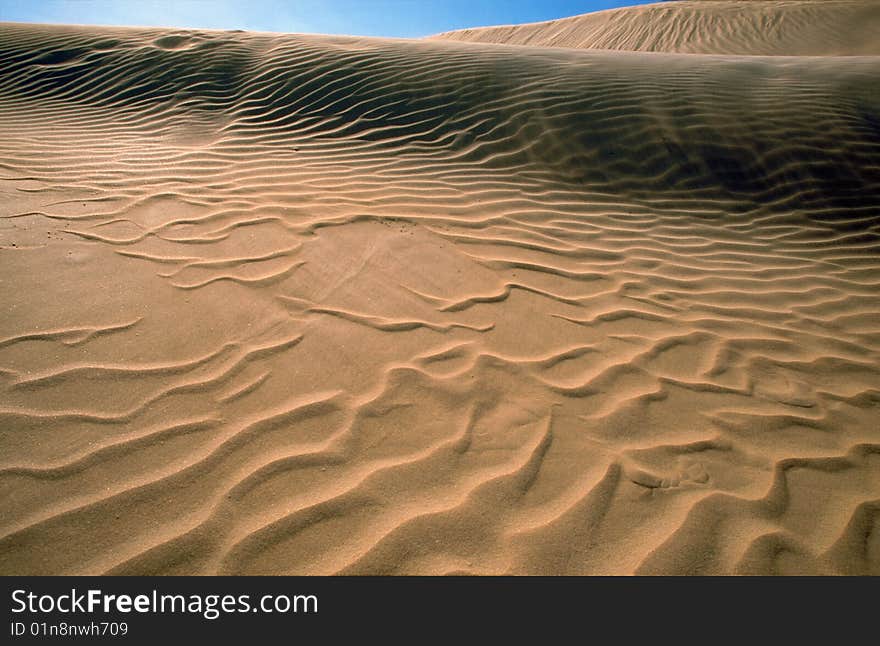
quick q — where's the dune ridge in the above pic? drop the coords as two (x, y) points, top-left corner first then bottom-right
(432, 0), (880, 55)
(0, 8), (879, 575)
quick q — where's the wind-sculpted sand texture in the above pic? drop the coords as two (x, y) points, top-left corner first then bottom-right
(0, 10), (879, 575)
(433, 0), (880, 55)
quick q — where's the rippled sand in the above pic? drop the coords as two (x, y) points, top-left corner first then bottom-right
(433, 0), (880, 55)
(1, 1), (879, 575)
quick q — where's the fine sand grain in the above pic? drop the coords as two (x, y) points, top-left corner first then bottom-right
(0, 1), (879, 575)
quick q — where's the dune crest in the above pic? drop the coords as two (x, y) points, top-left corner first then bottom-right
(0, 7), (879, 575)
(432, 0), (880, 55)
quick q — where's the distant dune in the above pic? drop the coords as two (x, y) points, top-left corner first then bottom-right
(432, 0), (880, 55)
(1, 0), (878, 576)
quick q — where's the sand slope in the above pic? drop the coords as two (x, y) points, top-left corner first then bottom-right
(0, 12), (879, 575)
(432, 0), (880, 55)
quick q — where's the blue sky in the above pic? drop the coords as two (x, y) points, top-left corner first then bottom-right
(0, 1), (658, 38)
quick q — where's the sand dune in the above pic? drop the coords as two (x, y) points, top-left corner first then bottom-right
(433, 0), (880, 55)
(0, 2), (879, 576)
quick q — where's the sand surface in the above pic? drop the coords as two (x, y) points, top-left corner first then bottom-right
(433, 0), (880, 55)
(0, 2), (879, 575)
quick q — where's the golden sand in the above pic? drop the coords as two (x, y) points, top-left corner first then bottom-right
(1, 1), (878, 574)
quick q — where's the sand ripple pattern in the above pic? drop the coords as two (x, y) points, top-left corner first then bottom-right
(0, 20), (878, 574)
(433, 0), (880, 56)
